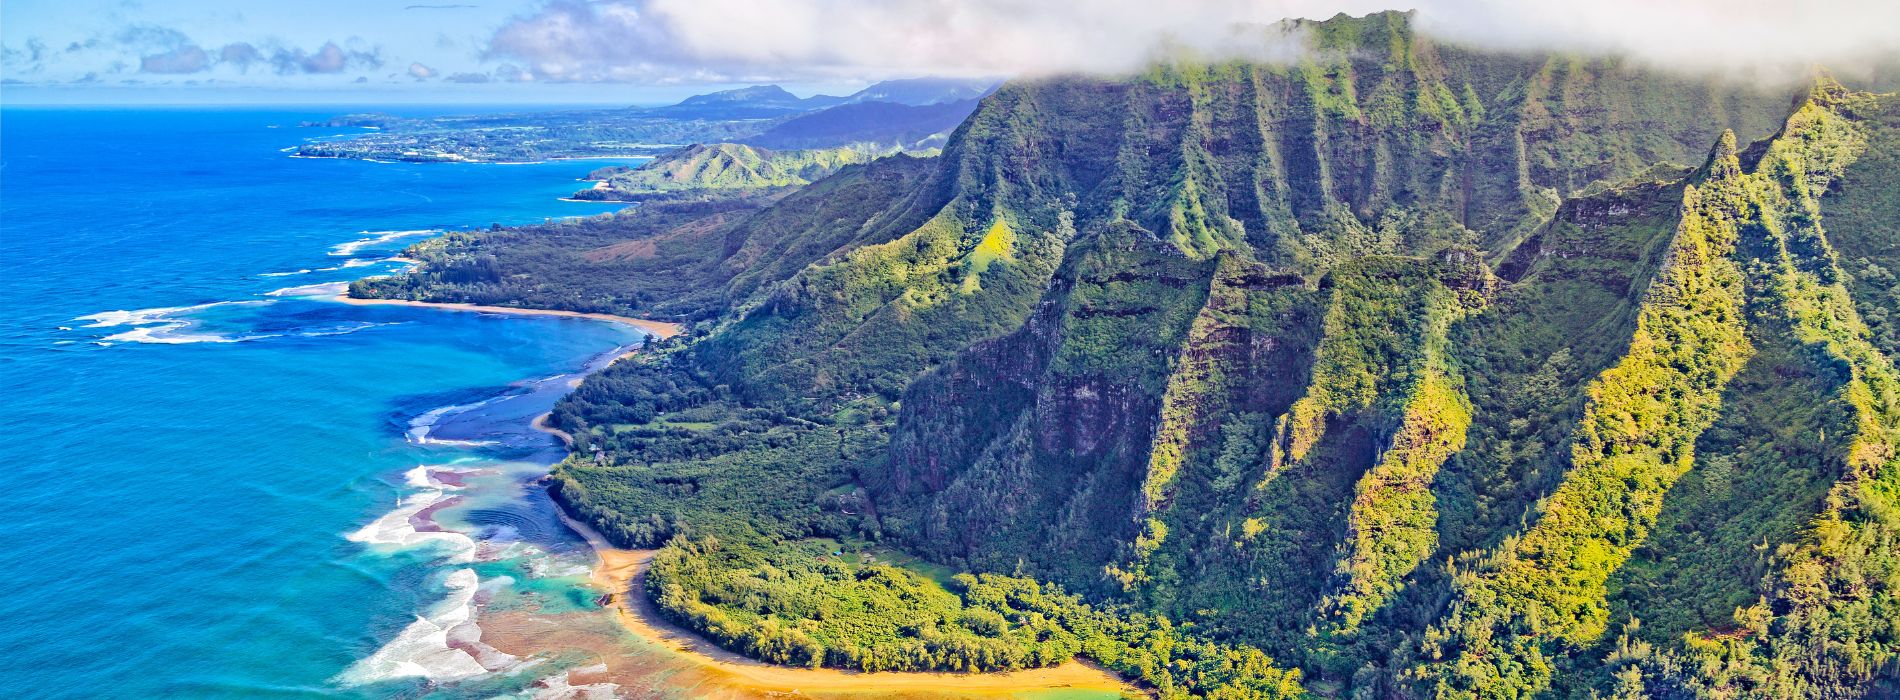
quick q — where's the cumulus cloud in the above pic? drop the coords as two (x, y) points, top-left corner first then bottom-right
(125, 37), (379, 76)
(220, 42), (263, 70)
(444, 71), (491, 83)
(11, 19), (385, 81)
(409, 62), (437, 80)
(492, 63), (533, 82)
(270, 40), (382, 74)
(115, 25), (193, 52)
(483, 0), (1900, 83)
(139, 45), (210, 73)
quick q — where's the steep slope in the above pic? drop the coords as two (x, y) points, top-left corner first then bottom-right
(570, 143), (876, 201)
(352, 11), (1900, 698)
(353, 153), (939, 322)
(868, 8), (1789, 607)
(743, 98), (985, 150)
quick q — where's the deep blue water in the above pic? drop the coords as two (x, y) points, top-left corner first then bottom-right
(0, 108), (652, 697)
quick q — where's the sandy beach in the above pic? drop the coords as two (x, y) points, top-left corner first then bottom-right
(545, 507), (1138, 697)
(331, 294), (683, 339)
(341, 292), (1131, 696)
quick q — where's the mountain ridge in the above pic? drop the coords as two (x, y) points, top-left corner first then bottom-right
(351, 11), (1900, 697)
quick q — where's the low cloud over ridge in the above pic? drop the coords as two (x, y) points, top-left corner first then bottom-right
(483, 0), (1900, 83)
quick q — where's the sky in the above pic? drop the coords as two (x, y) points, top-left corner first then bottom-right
(4, 0), (1898, 105)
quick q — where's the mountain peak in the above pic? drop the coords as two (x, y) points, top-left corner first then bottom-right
(843, 77), (999, 106)
(674, 84), (801, 106)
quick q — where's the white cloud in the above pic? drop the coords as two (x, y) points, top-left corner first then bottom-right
(482, 0), (1900, 83)
(140, 45), (210, 74)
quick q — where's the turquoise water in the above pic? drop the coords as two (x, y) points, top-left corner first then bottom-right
(0, 108), (651, 697)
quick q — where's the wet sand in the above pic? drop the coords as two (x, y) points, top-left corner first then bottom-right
(531, 413), (576, 448)
(332, 295), (683, 339)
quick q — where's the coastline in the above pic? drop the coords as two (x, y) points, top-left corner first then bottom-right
(331, 294), (683, 339)
(345, 291), (1132, 696)
(530, 412), (574, 447)
(548, 505), (1138, 696)
(291, 153), (667, 166)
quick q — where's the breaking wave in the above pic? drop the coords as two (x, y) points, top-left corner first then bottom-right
(406, 399), (502, 446)
(76, 300), (275, 345)
(265, 281), (349, 298)
(333, 568), (518, 686)
(330, 229), (438, 257)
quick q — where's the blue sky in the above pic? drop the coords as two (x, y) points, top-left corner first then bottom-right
(5, 1), (1897, 105)
(0, 0), (870, 104)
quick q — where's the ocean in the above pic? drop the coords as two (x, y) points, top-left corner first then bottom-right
(0, 107), (1132, 700)
(0, 107), (652, 697)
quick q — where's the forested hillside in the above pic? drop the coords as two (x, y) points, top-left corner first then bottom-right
(568, 143), (883, 202)
(353, 11), (1900, 698)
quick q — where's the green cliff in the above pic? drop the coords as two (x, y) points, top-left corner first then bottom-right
(354, 11), (1900, 698)
(569, 143), (881, 201)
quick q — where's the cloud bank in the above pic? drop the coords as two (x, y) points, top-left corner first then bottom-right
(2, 20), (384, 81)
(483, 0), (1900, 83)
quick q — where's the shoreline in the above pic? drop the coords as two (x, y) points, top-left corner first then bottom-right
(349, 290), (1132, 695)
(530, 412), (574, 448)
(331, 294), (683, 339)
(291, 153), (666, 166)
(548, 504), (1139, 696)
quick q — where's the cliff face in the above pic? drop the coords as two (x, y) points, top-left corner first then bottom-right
(865, 8), (1789, 597)
(468, 11), (1900, 697)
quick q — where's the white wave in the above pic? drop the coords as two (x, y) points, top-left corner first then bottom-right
(346, 488), (477, 562)
(296, 321), (406, 339)
(79, 300), (278, 344)
(261, 258), (396, 276)
(335, 568), (517, 686)
(523, 553), (592, 579)
(406, 398), (504, 446)
(102, 320), (394, 345)
(103, 325), (253, 345)
(75, 300), (270, 329)
(265, 281), (349, 298)
(402, 465), (484, 491)
(330, 229), (438, 257)
(529, 665), (620, 700)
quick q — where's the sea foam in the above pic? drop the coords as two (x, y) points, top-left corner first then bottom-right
(265, 281), (350, 298)
(345, 488), (477, 563)
(330, 229), (438, 257)
(76, 300), (270, 329)
(407, 399), (502, 446)
(76, 300), (276, 344)
(334, 568), (517, 686)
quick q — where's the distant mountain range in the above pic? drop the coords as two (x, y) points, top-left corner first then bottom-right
(294, 77), (998, 163)
(642, 77), (999, 120)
